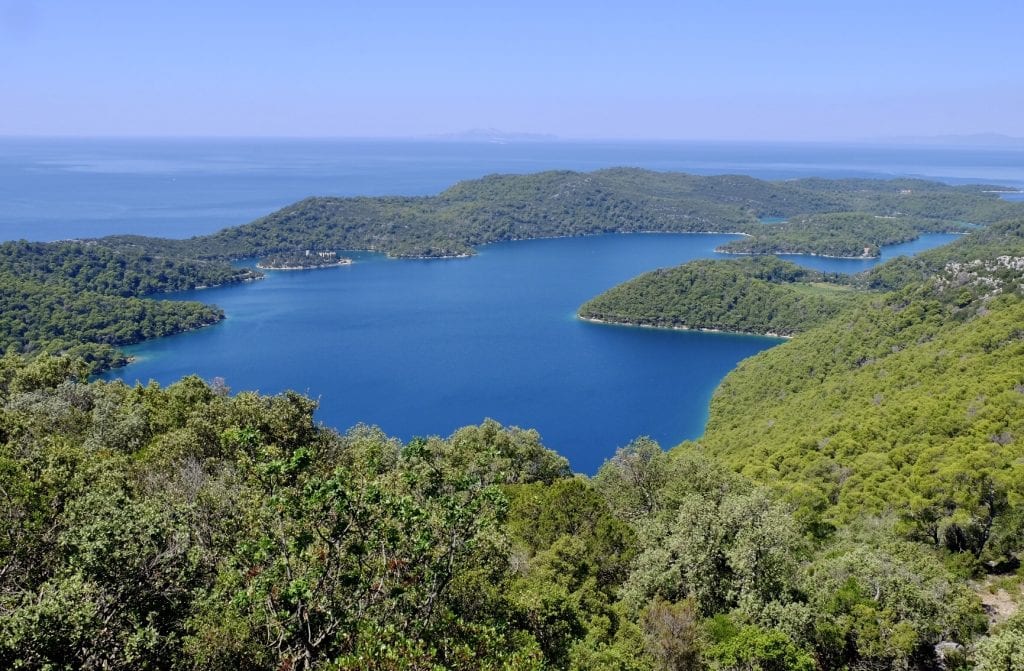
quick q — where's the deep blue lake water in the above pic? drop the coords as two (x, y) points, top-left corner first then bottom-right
(103, 231), (959, 473)
(6, 139), (1019, 471)
(104, 234), (779, 473)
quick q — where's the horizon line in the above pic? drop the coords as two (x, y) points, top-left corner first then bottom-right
(1, 133), (1022, 147)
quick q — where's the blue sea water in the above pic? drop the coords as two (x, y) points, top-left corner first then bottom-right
(6, 138), (1021, 471)
(1, 138), (1022, 241)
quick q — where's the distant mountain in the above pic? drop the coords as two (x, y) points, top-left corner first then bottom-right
(876, 133), (1024, 148)
(427, 127), (558, 143)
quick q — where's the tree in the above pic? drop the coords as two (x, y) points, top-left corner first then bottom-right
(705, 626), (814, 671)
(642, 598), (703, 671)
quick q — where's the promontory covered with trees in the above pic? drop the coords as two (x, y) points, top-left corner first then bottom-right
(1, 172), (1023, 668)
(579, 256), (862, 337)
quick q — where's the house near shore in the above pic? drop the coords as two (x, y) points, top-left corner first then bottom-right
(304, 250), (338, 260)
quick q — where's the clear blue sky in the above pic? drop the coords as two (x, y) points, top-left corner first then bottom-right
(1, 0), (1021, 140)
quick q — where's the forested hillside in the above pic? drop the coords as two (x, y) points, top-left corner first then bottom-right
(700, 251), (1024, 544)
(1, 352), (1017, 670)
(716, 212), (968, 258)
(861, 217), (1024, 290)
(103, 169), (1023, 260)
(0, 241), (258, 296)
(0, 241), (254, 372)
(579, 257), (862, 337)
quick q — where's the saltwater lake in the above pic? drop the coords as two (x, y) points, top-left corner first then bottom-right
(102, 231), (959, 473)
(5, 138), (1014, 471)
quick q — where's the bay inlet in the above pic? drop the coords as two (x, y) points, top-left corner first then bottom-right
(104, 232), (957, 473)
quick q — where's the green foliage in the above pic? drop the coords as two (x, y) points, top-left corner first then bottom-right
(594, 437), (671, 523)
(0, 240), (258, 297)
(804, 536), (985, 669)
(717, 211), (967, 258)
(104, 169), (1023, 262)
(0, 272), (223, 358)
(503, 478), (640, 668)
(973, 614), (1024, 670)
(0, 239), (245, 373)
(0, 361), (572, 669)
(861, 217), (1024, 290)
(622, 486), (804, 618)
(700, 258), (1024, 559)
(580, 257), (864, 336)
(704, 625), (815, 671)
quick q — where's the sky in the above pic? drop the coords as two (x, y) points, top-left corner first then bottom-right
(1, 0), (1021, 141)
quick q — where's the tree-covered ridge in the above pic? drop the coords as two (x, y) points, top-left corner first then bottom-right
(717, 212), (969, 258)
(0, 241), (251, 372)
(0, 356), (1006, 670)
(98, 169), (1024, 260)
(699, 252), (1024, 561)
(861, 217), (1024, 290)
(578, 257), (864, 337)
(0, 240), (258, 296)
(0, 273), (223, 354)
(791, 177), (1023, 222)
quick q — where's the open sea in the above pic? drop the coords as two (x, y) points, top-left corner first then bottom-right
(5, 138), (1022, 471)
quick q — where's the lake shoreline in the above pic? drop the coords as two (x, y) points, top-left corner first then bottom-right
(256, 259), (353, 270)
(577, 315), (793, 340)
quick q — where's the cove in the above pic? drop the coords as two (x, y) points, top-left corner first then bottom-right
(103, 232), (958, 473)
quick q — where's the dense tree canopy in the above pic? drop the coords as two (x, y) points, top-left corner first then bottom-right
(103, 169), (1023, 261)
(700, 252), (1024, 552)
(0, 351), (1005, 670)
(1, 174), (1023, 668)
(717, 212), (969, 259)
(579, 257), (863, 337)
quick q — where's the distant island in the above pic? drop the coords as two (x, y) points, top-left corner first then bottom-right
(427, 127), (559, 143)
(97, 169), (1024, 261)
(256, 250), (353, 270)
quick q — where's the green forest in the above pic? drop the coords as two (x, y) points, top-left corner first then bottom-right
(109, 170), (1021, 260)
(1, 174), (1023, 668)
(0, 241), (254, 372)
(2, 241), (1023, 667)
(578, 257), (862, 337)
(716, 213), (969, 259)
(134, 169), (1015, 261)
